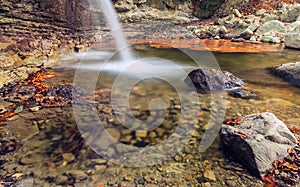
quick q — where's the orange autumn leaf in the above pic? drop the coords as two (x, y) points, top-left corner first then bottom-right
(282, 162), (298, 171)
(264, 183), (275, 187)
(3, 111), (15, 118)
(289, 127), (300, 134)
(0, 118), (7, 122)
(46, 71), (55, 75)
(262, 176), (277, 184)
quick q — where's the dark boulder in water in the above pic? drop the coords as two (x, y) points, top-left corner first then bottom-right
(185, 68), (244, 93)
(229, 88), (260, 99)
(268, 62), (300, 87)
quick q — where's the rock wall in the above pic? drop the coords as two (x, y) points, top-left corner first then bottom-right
(0, 0), (92, 35)
(0, 0), (103, 68)
(114, 0), (250, 19)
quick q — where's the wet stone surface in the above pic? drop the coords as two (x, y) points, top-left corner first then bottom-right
(268, 62), (300, 87)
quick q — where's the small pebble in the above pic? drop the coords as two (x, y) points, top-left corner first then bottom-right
(226, 179), (237, 187)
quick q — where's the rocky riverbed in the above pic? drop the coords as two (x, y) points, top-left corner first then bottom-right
(0, 46), (300, 186)
(0, 1), (300, 187)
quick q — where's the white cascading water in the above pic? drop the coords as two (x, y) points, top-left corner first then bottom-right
(62, 0), (193, 77)
(99, 0), (134, 63)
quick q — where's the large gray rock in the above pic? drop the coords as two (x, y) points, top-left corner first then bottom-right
(280, 4), (300, 22)
(239, 28), (253, 39)
(256, 20), (287, 36)
(285, 32), (300, 49)
(185, 69), (244, 93)
(268, 62), (300, 87)
(287, 21), (300, 32)
(220, 112), (297, 177)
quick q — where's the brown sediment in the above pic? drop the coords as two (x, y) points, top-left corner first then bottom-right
(94, 38), (285, 53)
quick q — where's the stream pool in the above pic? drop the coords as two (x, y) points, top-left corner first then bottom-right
(4, 45), (300, 187)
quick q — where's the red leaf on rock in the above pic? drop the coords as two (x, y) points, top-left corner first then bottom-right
(262, 176), (277, 183)
(264, 183), (275, 187)
(223, 117), (243, 126)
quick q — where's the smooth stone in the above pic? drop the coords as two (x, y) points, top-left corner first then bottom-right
(56, 175), (69, 185)
(271, 36), (281, 44)
(19, 157), (36, 165)
(233, 9), (242, 18)
(62, 153), (75, 163)
(206, 26), (220, 37)
(155, 128), (166, 137)
(256, 20), (286, 35)
(122, 129), (132, 135)
(135, 131), (147, 138)
(95, 165), (106, 171)
(219, 26), (227, 35)
(247, 22), (260, 32)
(12, 173), (24, 179)
(102, 107), (112, 114)
(239, 28), (253, 39)
(261, 35), (273, 42)
(185, 69), (244, 93)
(261, 14), (278, 23)
(91, 158), (107, 165)
(229, 89), (259, 99)
(268, 62), (300, 87)
(119, 135), (132, 143)
(255, 9), (266, 16)
(66, 170), (88, 181)
(280, 4), (300, 22)
(189, 130), (201, 138)
(148, 131), (156, 139)
(162, 121), (173, 130)
(287, 21), (300, 32)
(285, 32), (300, 49)
(226, 179), (237, 187)
(14, 106), (23, 114)
(106, 128), (121, 140)
(203, 170), (216, 182)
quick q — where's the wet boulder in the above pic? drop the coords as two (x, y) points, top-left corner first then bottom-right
(285, 32), (300, 49)
(220, 112), (297, 177)
(229, 88), (260, 100)
(185, 69), (244, 93)
(268, 62), (300, 87)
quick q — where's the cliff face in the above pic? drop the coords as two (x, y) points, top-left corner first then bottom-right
(0, 0), (250, 68)
(114, 0), (250, 19)
(0, 0), (92, 37)
(0, 0), (99, 68)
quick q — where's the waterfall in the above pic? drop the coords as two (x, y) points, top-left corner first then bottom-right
(98, 0), (134, 63)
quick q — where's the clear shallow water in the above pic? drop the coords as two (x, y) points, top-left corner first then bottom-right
(5, 46), (299, 186)
(55, 46), (300, 130)
(59, 46), (300, 106)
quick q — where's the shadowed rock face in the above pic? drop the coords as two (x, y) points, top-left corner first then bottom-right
(220, 112), (297, 177)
